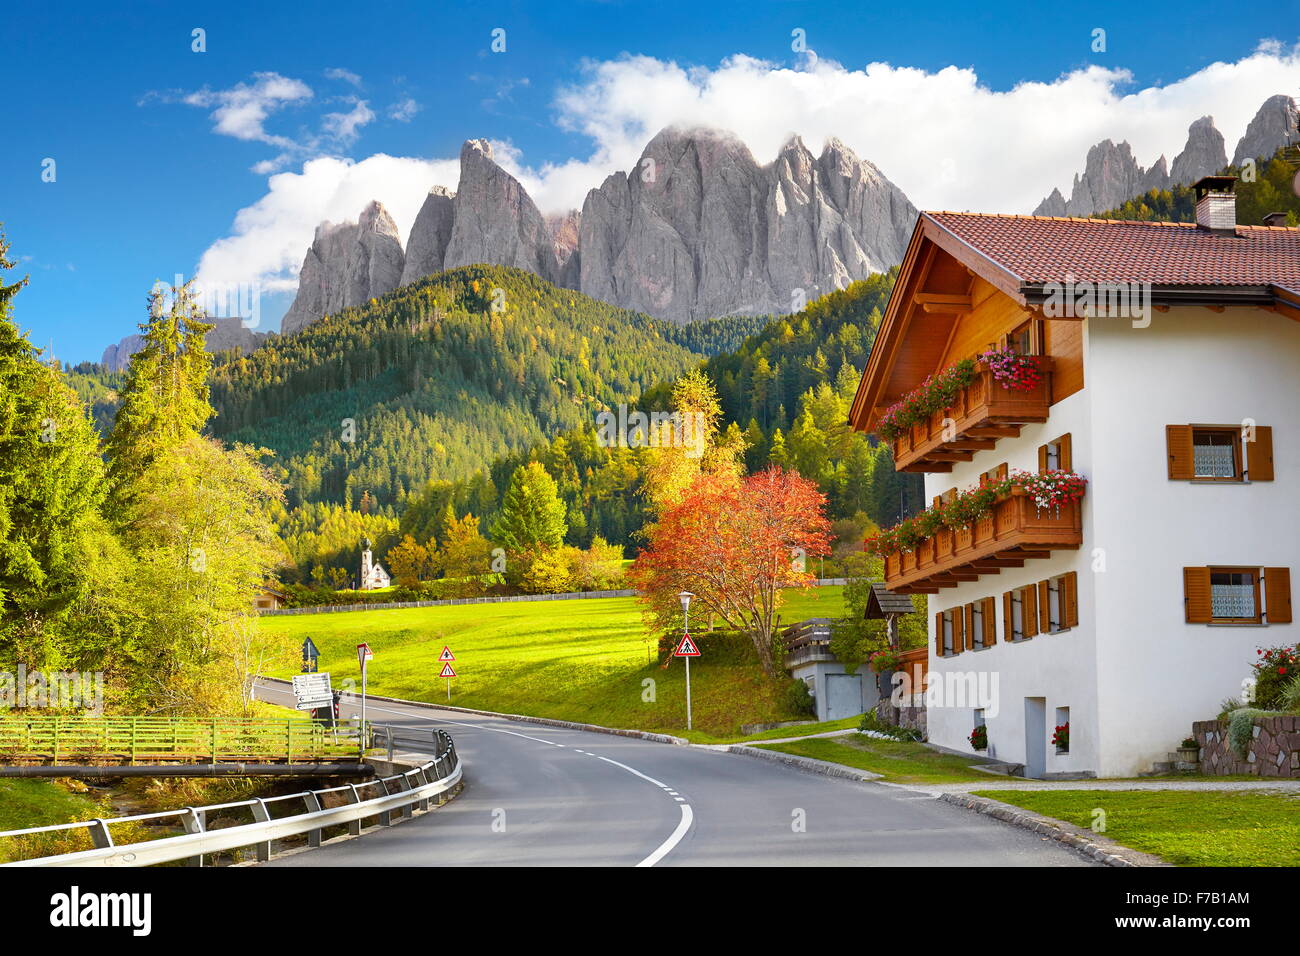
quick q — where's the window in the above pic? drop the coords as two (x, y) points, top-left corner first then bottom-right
(1054, 707), (1070, 755)
(1038, 434), (1072, 473)
(936, 609), (960, 656)
(1211, 570), (1257, 620)
(1192, 427), (1239, 479)
(1005, 318), (1042, 356)
(1166, 424), (1274, 482)
(1184, 567), (1292, 625)
(1036, 572), (1079, 633)
(980, 463), (1008, 486)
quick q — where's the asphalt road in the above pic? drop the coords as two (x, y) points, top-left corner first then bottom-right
(254, 683), (1092, 867)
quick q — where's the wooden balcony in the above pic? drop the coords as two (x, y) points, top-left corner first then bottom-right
(882, 489), (1083, 594)
(889, 358), (1054, 473)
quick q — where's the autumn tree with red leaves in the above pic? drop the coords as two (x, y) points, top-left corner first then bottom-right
(629, 466), (831, 676)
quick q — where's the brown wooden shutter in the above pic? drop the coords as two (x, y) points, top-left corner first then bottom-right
(934, 611), (944, 655)
(1058, 434), (1073, 472)
(964, 605), (975, 651)
(1167, 425), (1194, 479)
(1061, 571), (1079, 627)
(952, 607), (965, 653)
(1002, 590), (1013, 642)
(1264, 568), (1292, 624)
(1037, 443), (1048, 473)
(1183, 567), (1212, 623)
(982, 596), (997, 646)
(1022, 585), (1039, 637)
(1038, 580), (1051, 632)
(1247, 426), (1274, 481)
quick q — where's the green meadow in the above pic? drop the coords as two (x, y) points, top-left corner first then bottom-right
(262, 586), (844, 740)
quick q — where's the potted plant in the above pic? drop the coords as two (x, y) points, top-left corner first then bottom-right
(1052, 722), (1070, 754)
(969, 724), (988, 751)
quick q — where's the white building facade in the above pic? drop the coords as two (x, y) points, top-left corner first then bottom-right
(851, 186), (1298, 777)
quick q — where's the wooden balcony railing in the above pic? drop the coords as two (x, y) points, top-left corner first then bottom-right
(889, 357), (1053, 473)
(882, 488), (1083, 594)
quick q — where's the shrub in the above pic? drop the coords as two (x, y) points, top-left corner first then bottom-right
(783, 679), (816, 718)
(969, 724), (988, 751)
(1250, 644), (1300, 709)
(1278, 675), (1300, 715)
(1227, 708), (1275, 759)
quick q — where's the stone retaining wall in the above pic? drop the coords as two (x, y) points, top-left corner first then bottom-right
(1194, 715), (1300, 777)
(875, 696), (927, 738)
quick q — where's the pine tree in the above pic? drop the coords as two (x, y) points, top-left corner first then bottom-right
(0, 232), (108, 670)
(105, 280), (214, 512)
(490, 462), (567, 556)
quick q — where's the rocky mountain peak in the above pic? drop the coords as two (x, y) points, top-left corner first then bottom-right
(283, 126), (917, 332)
(1233, 94), (1299, 166)
(1169, 116), (1227, 185)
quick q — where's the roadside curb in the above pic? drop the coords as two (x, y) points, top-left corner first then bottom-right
(938, 792), (1167, 867)
(724, 744), (883, 782)
(256, 677), (690, 747)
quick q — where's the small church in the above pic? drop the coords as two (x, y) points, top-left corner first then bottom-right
(358, 537), (391, 591)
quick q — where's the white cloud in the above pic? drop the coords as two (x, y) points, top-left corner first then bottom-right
(322, 97), (375, 146)
(181, 72), (313, 148)
(388, 97), (421, 122)
(548, 42), (1300, 214)
(324, 67), (362, 87)
(193, 42), (1300, 328)
(195, 154), (459, 295)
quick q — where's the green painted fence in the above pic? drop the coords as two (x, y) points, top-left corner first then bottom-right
(0, 717), (368, 765)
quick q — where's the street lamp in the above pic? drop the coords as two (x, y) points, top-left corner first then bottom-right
(679, 592), (694, 731)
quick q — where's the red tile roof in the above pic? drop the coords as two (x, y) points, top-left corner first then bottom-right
(926, 212), (1300, 288)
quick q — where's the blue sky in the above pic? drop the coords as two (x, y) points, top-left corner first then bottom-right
(3, 0), (1297, 364)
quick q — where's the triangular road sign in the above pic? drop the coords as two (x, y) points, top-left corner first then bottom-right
(438, 645), (455, 662)
(439, 662), (457, 678)
(673, 633), (700, 657)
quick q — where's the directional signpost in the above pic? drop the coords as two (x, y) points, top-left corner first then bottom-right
(291, 672), (333, 711)
(439, 646), (456, 702)
(356, 643), (373, 750)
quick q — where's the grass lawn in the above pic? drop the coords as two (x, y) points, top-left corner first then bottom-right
(0, 779), (111, 863)
(756, 734), (1003, 784)
(973, 790), (1300, 867)
(262, 586), (844, 738)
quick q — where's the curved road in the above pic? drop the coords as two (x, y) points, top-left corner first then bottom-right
(255, 683), (1092, 867)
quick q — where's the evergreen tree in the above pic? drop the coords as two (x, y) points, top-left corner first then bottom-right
(0, 232), (109, 671)
(104, 280), (214, 511)
(491, 462), (567, 555)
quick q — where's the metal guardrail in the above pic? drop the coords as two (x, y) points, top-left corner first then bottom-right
(0, 716), (368, 765)
(0, 729), (460, 867)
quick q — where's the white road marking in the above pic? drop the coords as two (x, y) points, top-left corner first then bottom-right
(254, 684), (695, 866)
(637, 804), (694, 868)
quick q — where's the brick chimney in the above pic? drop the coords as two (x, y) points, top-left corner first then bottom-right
(1192, 176), (1237, 235)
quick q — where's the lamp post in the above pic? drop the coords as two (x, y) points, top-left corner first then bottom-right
(679, 591), (694, 731)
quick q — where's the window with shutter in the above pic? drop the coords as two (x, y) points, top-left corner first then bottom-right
(1246, 426), (1274, 481)
(1061, 571), (1079, 628)
(963, 605), (974, 651)
(1166, 425), (1194, 480)
(1022, 585), (1039, 638)
(1183, 567), (1212, 623)
(982, 596), (997, 646)
(1003, 590), (1015, 642)
(1037, 580), (1051, 632)
(1264, 568), (1292, 624)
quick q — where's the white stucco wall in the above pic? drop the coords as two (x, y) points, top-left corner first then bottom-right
(1087, 305), (1298, 776)
(924, 305), (1298, 778)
